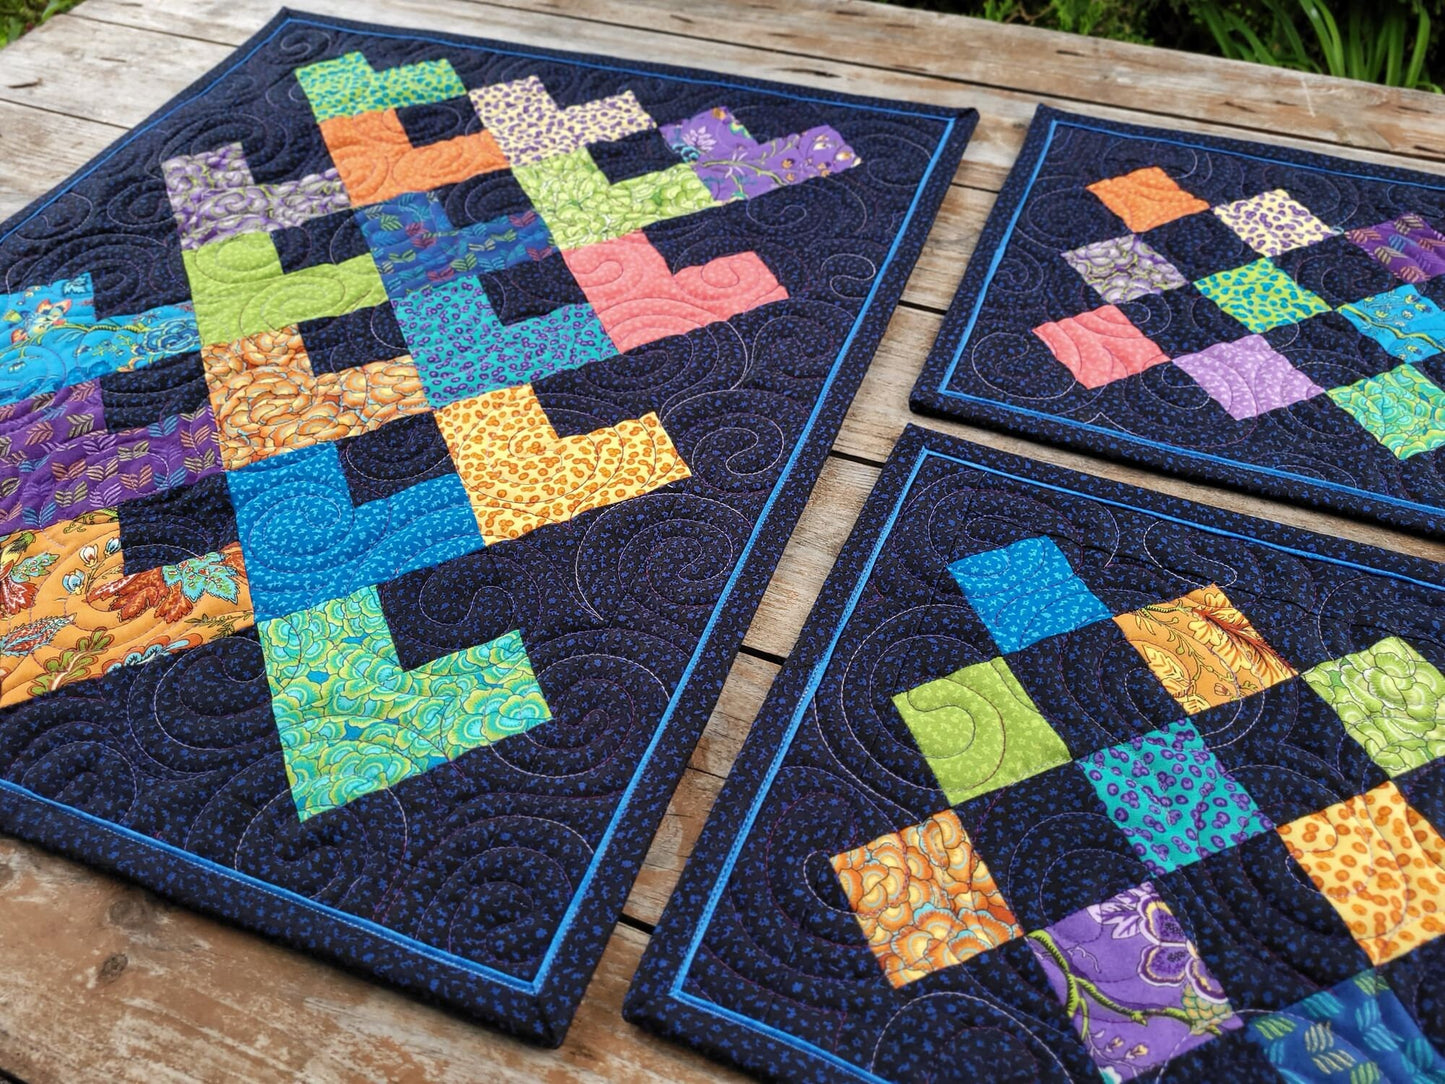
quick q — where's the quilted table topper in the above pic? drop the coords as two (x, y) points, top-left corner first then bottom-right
(628, 425), (1445, 1083)
(0, 10), (973, 1041)
(912, 105), (1445, 535)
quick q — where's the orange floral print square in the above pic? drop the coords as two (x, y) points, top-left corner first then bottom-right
(830, 808), (1021, 988)
(1113, 584), (1297, 714)
(1086, 167), (1210, 233)
(1277, 781), (1445, 965)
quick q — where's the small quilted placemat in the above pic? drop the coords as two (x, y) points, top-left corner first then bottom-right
(912, 104), (1445, 535)
(0, 9), (974, 1041)
(628, 424), (1445, 1082)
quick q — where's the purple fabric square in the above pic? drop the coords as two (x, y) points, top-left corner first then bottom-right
(1172, 335), (1324, 420)
(1027, 882), (1241, 1080)
(1061, 234), (1187, 304)
(1346, 213), (1445, 284)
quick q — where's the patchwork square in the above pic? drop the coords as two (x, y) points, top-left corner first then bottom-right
(1211, 189), (1337, 257)
(1277, 781), (1445, 966)
(1194, 259), (1331, 334)
(1327, 365), (1445, 460)
(1085, 167), (1209, 233)
(1338, 285), (1445, 363)
(1112, 585), (1298, 714)
(1302, 636), (1445, 778)
(1247, 970), (1445, 1083)
(1027, 882), (1241, 1080)
(830, 809), (1022, 988)
(1032, 304), (1170, 389)
(947, 535), (1110, 653)
(1346, 213), (1445, 284)
(1060, 233), (1187, 304)
(892, 657), (1071, 805)
(1172, 334), (1324, 420)
(1081, 719), (1274, 875)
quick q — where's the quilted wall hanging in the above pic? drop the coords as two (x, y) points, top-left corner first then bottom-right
(628, 424), (1445, 1082)
(0, 9), (974, 1041)
(911, 104), (1445, 536)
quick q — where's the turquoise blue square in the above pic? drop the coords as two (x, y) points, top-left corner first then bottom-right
(1079, 720), (1273, 876)
(1339, 285), (1445, 362)
(948, 536), (1110, 654)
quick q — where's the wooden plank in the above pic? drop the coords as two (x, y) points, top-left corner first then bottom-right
(487, 0), (1445, 162)
(0, 101), (123, 221)
(0, 837), (745, 1083)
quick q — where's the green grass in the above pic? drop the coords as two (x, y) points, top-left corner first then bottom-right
(0, 0), (84, 46)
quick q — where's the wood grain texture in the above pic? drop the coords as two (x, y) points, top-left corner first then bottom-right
(1, 0), (1443, 1078)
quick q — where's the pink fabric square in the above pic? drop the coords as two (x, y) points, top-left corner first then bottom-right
(1173, 335), (1324, 420)
(1032, 304), (1169, 388)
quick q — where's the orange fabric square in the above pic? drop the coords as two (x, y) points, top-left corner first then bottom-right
(318, 109), (508, 206)
(1113, 584), (1297, 714)
(830, 809), (1021, 988)
(1086, 167), (1209, 232)
(200, 327), (430, 470)
(0, 516), (253, 707)
(1278, 781), (1445, 965)
(1033, 304), (1169, 388)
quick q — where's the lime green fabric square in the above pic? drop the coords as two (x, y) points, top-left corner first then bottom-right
(1327, 365), (1445, 460)
(1194, 259), (1329, 333)
(892, 657), (1070, 805)
(1302, 636), (1445, 777)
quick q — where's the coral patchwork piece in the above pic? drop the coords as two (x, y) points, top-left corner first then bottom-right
(1113, 584), (1297, 713)
(1033, 304), (1169, 388)
(1027, 883), (1241, 1080)
(0, 10), (976, 1042)
(829, 809), (1021, 988)
(562, 231), (788, 352)
(1277, 782), (1445, 966)
(434, 383), (690, 542)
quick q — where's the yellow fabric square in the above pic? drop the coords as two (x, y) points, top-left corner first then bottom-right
(1277, 781), (1445, 965)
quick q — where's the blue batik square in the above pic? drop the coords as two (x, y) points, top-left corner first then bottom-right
(948, 536), (1111, 654)
(1080, 719), (1274, 876)
(1339, 285), (1445, 363)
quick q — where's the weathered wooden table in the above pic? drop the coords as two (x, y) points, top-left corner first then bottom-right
(0, 1), (1443, 1079)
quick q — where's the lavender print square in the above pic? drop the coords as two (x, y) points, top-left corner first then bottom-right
(1061, 234), (1188, 304)
(1173, 335), (1325, 420)
(1080, 719), (1273, 875)
(1027, 882), (1241, 1081)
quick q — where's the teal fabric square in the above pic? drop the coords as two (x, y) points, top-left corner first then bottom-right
(1080, 719), (1273, 875)
(948, 536), (1110, 654)
(1194, 259), (1330, 333)
(1339, 285), (1445, 363)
